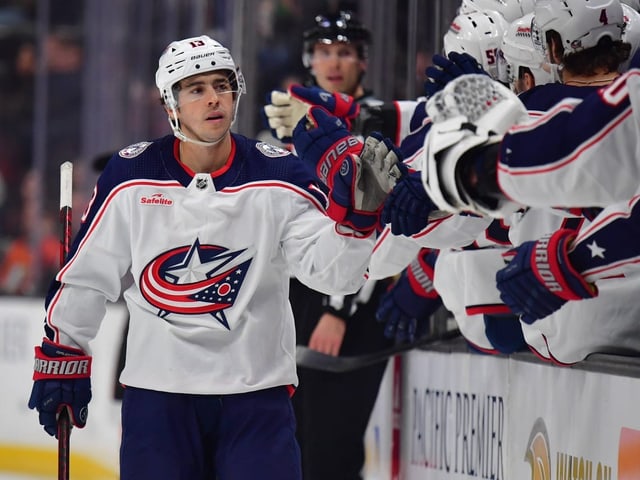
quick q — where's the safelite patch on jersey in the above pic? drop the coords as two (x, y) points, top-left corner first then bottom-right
(255, 142), (290, 158)
(119, 141), (152, 158)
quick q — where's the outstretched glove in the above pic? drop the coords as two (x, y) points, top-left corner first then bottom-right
(381, 170), (436, 236)
(495, 229), (597, 324)
(28, 338), (92, 437)
(424, 51), (488, 98)
(263, 84), (359, 142)
(293, 107), (403, 234)
(376, 249), (442, 343)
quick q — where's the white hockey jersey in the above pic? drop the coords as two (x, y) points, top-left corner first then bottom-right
(43, 134), (374, 395)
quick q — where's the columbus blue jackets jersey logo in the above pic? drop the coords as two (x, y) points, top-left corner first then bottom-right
(140, 239), (252, 329)
(255, 142), (290, 158)
(119, 141), (152, 158)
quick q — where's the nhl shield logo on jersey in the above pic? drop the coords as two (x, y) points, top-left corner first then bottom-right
(256, 142), (290, 158)
(119, 141), (152, 158)
(196, 176), (208, 190)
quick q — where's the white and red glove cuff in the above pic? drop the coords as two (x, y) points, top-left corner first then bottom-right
(407, 249), (438, 299)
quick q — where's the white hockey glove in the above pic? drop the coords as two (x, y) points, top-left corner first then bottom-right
(421, 74), (529, 218)
(264, 85), (360, 142)
(356, 133), (406, 212)
(292, 107), (404, 235)
(264, 91), (310, 142)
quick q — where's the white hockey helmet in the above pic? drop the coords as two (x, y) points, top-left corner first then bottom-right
(421, 75), (528, 217)
(458, 0), (536, 22)
(532, 0), (625, 61)
(621, 0), (640, 11)
(499, 13), (556, 89)
(155, 35), (246, 145)
(444, 10), (509, 79)
(620, 3), (640, 70)
(155, 35), (246, 109)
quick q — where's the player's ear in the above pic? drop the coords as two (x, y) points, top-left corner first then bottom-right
(164, 104), (177, 121)
(523, 72), (535, 91)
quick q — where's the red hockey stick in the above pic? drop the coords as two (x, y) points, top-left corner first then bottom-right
(57, 161), (73, 480)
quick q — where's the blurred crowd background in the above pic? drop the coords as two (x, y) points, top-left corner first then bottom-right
(0, 0), (457, 296)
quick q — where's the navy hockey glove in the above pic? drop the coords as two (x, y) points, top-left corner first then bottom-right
(263, 84), (359, 142)
(376, 249), (442, 343)
(293, 106), (382, 234)
(424, 52), (487, 98)
(293, 105), (362, 185)
(483, 314), (527, 354)
(381, 170), (436, 236)
(495, 229), (597, 324)
(28, 339), (92, 437)
(289, 84), (359, 127)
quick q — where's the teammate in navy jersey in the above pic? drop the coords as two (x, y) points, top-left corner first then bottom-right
(26, 35), (390, 480)
(421, 0), (631, 219)
(412, 0), (640, 363)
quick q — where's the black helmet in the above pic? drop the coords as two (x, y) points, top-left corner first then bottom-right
(302, 11), (372, 67)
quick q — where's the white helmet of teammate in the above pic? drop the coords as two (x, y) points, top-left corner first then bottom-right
(499, 13), (556, 91)
(443, 10), (509, 79)
(155, 35), (246, 145)
(620, 3), (640, 70)
(458, 0), (536, 22)
(621, 0), (640, 11)
(532, 0), (625, 62)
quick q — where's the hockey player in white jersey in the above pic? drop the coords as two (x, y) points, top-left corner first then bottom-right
(26, 35), (398, 480)
(498, 12), (557, 93)
(419, 0), (631, 218)
(415, 0), (640, 363)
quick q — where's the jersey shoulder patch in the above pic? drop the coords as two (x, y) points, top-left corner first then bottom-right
(255, 142), (291, 158)
(119, 141), (153, 158)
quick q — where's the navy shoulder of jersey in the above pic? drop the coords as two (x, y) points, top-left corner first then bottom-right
(98, 135), (177, 189)
(222, 134), (329, 207)
(518, 83), (601, 110)
(399, 119), (430, 161)
(101, 133), (325, 200)
(409, 100), (428, 132)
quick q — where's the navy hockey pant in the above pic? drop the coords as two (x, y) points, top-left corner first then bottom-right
(119, 385), (302, 480)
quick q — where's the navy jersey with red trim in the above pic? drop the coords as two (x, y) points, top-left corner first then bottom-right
(43, 133), (374, 395)
(570, 195), (640, 282)
(517, 83), (600, 113)
(498, 70), (640, 208)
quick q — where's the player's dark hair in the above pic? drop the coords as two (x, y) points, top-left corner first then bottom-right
(563, 37), (631, 75)
(518, 66), (534, 81)
(547, 30), (631, 76)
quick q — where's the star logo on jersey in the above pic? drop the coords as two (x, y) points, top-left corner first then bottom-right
(586, 241), (606, 259)
(139, 239), (253, 329)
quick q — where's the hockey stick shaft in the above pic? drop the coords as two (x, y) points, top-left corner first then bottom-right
(296, 328), (461, 373)
(58, 161), (73, 480)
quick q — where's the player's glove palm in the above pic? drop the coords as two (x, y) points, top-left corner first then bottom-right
(376, 249), (442, 343)
(424, 52), (488, 98)
(28, 339), (92, 437)
(495, 229), (597, 324)
(263, 84), (359, 142)
(293, 107), (403, 234)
